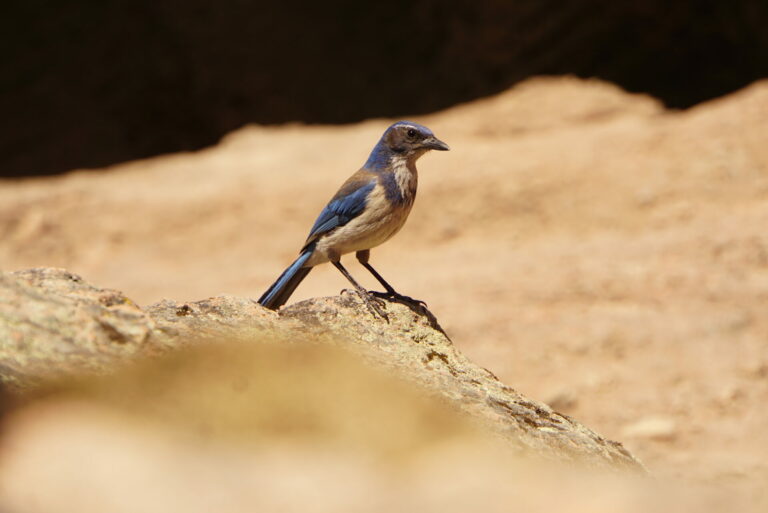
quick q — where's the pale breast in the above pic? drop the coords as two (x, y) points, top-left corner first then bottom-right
(311, 180), (415, 263)
(380, 158), (418, 207)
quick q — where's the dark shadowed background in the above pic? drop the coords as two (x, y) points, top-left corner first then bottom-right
(3, 0), (768, 176)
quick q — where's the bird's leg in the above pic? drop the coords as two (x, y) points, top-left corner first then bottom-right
(355, 250), (427, 308)
(355, 250), (395, 295)
(332, 260), (388, 320)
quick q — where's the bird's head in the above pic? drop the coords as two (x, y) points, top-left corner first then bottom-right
(365, 121), (449, 169)
(383, 121), (450, 155)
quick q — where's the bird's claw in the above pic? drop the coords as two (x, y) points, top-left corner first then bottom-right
(371, 290), (427, 309)
(341, 288), (389, 321)
(360, 290), (388, 321)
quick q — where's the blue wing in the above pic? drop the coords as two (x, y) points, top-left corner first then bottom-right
(304, 170), (377, 248)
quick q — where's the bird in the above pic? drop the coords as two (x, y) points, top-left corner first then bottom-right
(257, 121), (449, 317)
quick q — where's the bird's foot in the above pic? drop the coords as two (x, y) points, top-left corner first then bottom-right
(361, 290), (389, 320)
(371, 291), (428, 310)
(342, 288), (389, 321)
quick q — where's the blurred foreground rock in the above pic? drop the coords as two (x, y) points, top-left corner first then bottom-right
(0, 267), (639, 471)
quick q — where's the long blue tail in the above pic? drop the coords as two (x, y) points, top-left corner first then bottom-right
(258, 248), (314, 309)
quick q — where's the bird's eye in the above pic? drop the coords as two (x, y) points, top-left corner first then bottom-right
(406, 128), (417, 139)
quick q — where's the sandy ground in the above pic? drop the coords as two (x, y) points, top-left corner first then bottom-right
(1, 76), (767, 496)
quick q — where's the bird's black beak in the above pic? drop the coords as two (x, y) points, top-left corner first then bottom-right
(425, 136), (450, 151)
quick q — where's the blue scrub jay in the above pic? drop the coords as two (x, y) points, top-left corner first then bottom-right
(258, 121), (449, 317)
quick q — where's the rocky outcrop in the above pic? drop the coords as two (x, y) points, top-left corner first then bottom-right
(0, 267), (642, 470)
(0, 269), (156, 387)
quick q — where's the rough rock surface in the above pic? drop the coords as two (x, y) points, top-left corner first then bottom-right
(0, 267), (640, 470)
(0, 268), (156, 387)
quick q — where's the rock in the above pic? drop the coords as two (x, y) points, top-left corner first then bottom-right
(622, 417), (677, 441)
(0, 268), (156, 387)
(0, 268), (643, 471)
(148, 296), (277, 341)
(280, 296), (641, 470)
